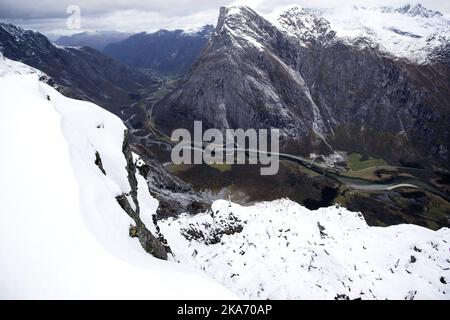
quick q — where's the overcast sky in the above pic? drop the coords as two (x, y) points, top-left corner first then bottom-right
(1, 0), (448, 36)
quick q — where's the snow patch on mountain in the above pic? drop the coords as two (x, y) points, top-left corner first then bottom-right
(160, 199), (450, 300)
(220, 4), (448, 63)
(274, 7), (336, 47)
(268, 4), (449, 64)
(0, 57), (234, 299)
(310, 4), (449, 64)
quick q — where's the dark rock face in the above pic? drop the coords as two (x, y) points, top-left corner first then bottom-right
(154, 6), (450, 168)
(116, 130), (170, 260)
(103, 25), (214, 76)
(0, 23), (156, 118)
(94, 151), (106, 175)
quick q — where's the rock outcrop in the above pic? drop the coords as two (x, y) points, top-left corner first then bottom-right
(116, 131), (170, 259)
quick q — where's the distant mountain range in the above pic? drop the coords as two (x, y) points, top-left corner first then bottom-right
(103, 25), (214, 75)
(0, 23), (156, 118)
(51, 26), (214, 76)
(54, 31), (133, 51)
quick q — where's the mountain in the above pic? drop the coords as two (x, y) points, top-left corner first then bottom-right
(154, 5), (450, 168)
(54, 30), (133, 51)
(0, 23), (156, 119)
(0, 55), (235, 299)
(155, 7), (325, 141)
(103, 25), (214, 75)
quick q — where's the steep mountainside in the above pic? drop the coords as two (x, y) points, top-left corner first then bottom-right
(154, 5), (450, 168)
(0, 23), (156, 118)
(55, 30), (133, 51)
(103, 25), (214, 75)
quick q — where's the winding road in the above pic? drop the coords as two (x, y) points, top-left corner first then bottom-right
(145, 109), (449, 202)
(180, 143), (450, 202)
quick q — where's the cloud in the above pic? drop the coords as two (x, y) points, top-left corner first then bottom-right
(0, 0), (230, 19)
(0, 0), (448, 35)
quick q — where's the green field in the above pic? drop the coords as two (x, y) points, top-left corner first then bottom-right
(209, 163), (232, 173)
(343, 165), (397, 180)
(166, 163), (192, 174)
(346, 153), (388, 171)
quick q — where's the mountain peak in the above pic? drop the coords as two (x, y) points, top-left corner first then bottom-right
(217, 5), (259, 26)
(378, 3), (444, 18)
(276, 6), (334, 44)
(395, 3), (443, 18)
(0, 23), (28, 40)
(214, 6), (274, 52)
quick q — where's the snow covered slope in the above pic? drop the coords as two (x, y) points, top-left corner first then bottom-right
(0, 54), (40, 77)
(161, 199), (450, 300)
(273, 4), (449, 64)
(0, 56), (234, 299)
